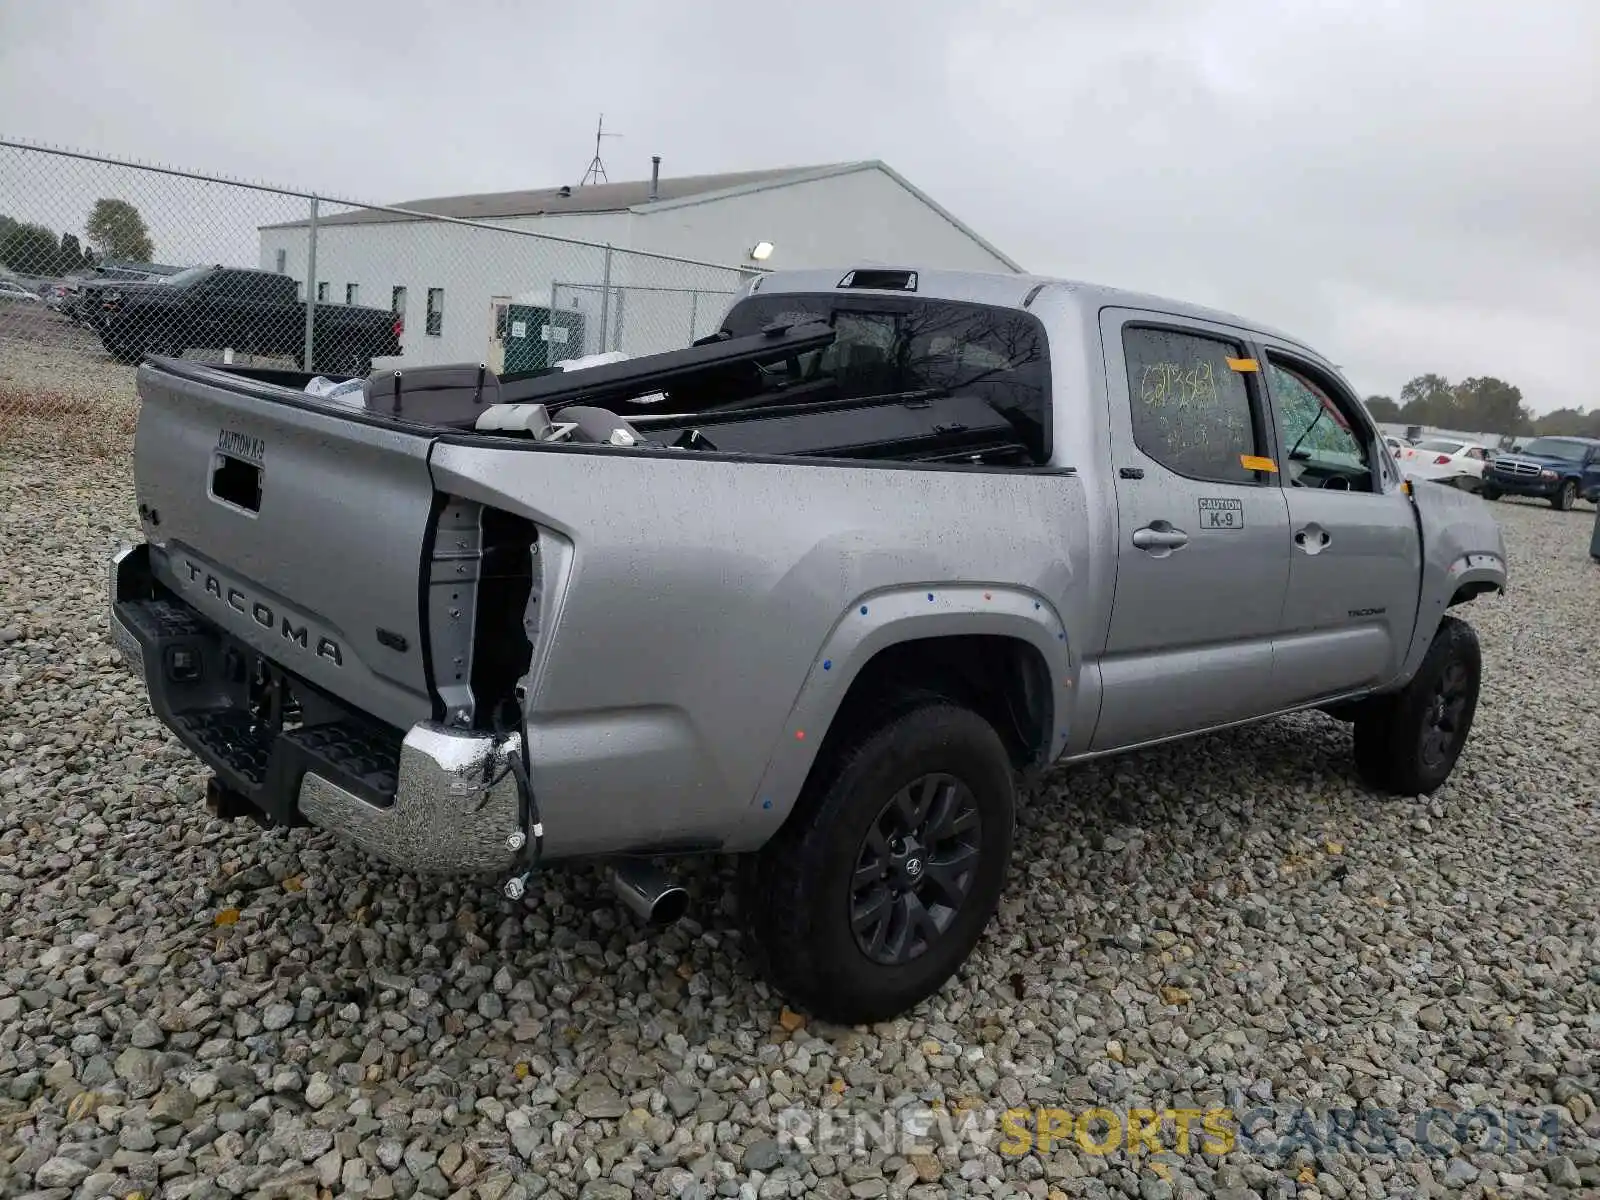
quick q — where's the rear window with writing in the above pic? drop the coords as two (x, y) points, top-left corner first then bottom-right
(1123, 327), (1258, 484)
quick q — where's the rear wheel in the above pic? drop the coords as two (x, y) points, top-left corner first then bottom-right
(737, 701), (1015, 1025)
(1352, 616), (1481, 796)
(1553, 479), (1577, 511)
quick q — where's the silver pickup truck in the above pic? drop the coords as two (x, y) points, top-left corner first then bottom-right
(109, 266), (1507, 1024)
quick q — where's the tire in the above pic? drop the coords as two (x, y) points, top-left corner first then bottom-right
(1552, 479), (1577, 511)
(737, 702), (1016, 1025)
(1480, 485), (1501, 501)
(1352, 615), (1481, 796)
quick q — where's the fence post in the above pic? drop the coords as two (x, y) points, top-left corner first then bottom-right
(688, 290), (699, 342)
(303, 195), (319, 372)
(598, 245), (613, 353)
(549, 282), (558, 365)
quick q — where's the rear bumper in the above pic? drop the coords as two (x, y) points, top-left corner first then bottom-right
(110, 543), (524, 876)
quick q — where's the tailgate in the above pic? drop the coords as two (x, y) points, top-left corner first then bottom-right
(132, 360), (439, 730)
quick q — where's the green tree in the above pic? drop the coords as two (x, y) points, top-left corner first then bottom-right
(0, 221), (65, 275)
(1364, 394), (1401, 423)
(58, 232), (86, 271)
(1535, 407), (1600, 438)
(1398, 373), (1456, 426)
(1452, 376), (1531, 434)
(86, 198), (154, 262)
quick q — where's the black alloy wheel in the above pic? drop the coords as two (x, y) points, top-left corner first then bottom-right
(849, 772), (981, 966)
(1419, 658), (1473, 772)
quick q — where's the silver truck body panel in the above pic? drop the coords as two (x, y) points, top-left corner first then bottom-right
(111, 264), (1508, 874)
(1397, 477), (1508, 682)
(428, 443), (1084, 856)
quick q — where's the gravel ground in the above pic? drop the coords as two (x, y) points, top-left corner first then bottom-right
(2, 446), (1597, 1200)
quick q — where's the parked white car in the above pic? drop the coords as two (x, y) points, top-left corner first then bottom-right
(0, 279), (42, 304)
(1398, 437), (1492, 491)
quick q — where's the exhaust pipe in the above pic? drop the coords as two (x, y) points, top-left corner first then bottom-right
(610, 860), (688, 924)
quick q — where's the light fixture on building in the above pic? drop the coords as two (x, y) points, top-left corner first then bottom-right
(749, 241), (774, 262)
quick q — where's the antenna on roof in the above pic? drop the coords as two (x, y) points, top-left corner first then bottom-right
(580, 113), (620, 186)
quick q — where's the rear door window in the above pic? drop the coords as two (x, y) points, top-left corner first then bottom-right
(1121, 326), (1265, 485)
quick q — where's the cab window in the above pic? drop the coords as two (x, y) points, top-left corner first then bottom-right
(720, 293), (1053, 463)
(1265, 358), (1378, 493)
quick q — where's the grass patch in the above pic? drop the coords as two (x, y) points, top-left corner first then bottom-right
(0, 385), (138, 459)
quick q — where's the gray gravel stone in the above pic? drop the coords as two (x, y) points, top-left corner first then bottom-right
(1547, 1156), (1582, 1188)
(742, 1140), (781, 1172)
(575, 1086), (627, 1120)
(305, 1072), (337, 1108)
(129, 1017), (165, 1048)
(261, 1002), (296, 1032)
(33, 1156), (91, 1188)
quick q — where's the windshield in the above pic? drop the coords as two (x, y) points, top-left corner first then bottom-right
(1518, 437), (1590, 461)
(161, 265), (212, 287)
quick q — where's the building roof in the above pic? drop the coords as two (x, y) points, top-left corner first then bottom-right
(262, 164), (857, 228)
(256, 160), (1023, 271)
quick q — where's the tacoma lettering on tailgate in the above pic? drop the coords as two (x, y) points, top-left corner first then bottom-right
(182, 559), (342, 665)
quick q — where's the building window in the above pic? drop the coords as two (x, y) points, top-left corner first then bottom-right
(316, 281), (329, 303)
(391, 286), (406, 315)
(275, 249), (287, 274)
(346, 283), (360, 305)
(426, 288), (443, 336)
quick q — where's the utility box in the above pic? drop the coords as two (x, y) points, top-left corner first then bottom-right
(503, 305), (586, 375)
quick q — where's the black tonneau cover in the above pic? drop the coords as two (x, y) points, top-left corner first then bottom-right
(359, 319), (837, 428)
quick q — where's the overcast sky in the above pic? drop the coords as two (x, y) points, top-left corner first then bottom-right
(3, 0), (1596, 414)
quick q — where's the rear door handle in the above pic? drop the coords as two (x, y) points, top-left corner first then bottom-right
(1294, 523), (1331, 554)
(1131, 523), (1190, 555)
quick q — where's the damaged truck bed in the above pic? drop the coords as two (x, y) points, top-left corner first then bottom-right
(110, 266), (1507, 1023)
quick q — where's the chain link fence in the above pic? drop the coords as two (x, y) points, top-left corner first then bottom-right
(0, 139), (760, 459)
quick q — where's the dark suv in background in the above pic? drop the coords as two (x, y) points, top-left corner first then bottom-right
(1481, 435), (1600, 510)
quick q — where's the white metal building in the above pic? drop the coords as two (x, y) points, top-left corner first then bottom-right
(257, 160), (1021, 370)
